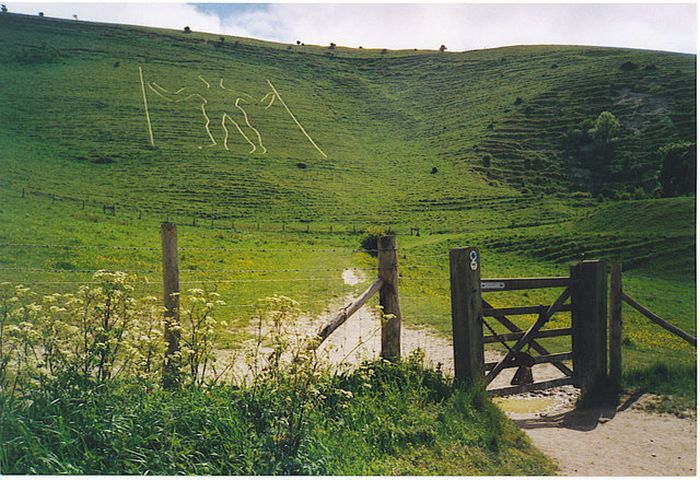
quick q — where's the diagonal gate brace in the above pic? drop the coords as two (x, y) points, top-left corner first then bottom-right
(484, 288), (571, 386)
(482, 299), (573, 377)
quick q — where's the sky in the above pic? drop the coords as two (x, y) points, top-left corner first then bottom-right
(7, 2), (698, 54)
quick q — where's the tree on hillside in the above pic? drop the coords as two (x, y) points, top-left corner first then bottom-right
(659, 141), (696, 197)
(1, 4), (8, 14)
(590, 111), (620, 146)
(439, 45), (447, 53)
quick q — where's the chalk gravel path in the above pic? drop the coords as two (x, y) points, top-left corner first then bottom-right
(309, 269), (697, 476)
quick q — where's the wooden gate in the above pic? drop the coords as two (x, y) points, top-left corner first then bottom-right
(449, 247), (608, 397)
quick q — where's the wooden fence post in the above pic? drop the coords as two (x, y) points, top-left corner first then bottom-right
(609, 263), (623, 389)
(378, 235), (401, 361)
(161, 222), (181, 389)
(449, 247), (484, 386)
(571, 259), (608, 398)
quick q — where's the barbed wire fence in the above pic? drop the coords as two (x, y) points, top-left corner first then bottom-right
(0, 232), (455, 367)
(1, 180), (427, 237)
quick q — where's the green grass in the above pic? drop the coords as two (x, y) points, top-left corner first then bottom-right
(0, 360), (555, 475)
(0, 7), (695, 424)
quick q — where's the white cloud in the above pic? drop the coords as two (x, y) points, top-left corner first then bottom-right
(8, 3), (697, 53)
(12, 3), (224, 33)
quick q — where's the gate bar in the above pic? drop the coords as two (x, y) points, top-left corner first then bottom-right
(482, 327), (571, 344)
(483, 304), (572, 316)
(481, 277), (570, 292)
(482, 299), (573, 377)
(484, 288), (571, 385)
(485, 351), (573, 371)
(488, 376), (574, 396)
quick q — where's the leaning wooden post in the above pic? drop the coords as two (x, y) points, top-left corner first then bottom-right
(449, 247), (484, 386)
(571, 259), (608, 399)
(161, 222), (181, 389)
(609, 263), (623, 389)
(378, 235), (401, 361)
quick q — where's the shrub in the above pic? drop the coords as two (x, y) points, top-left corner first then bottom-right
(183, 26), (191, 33)
(431, 166), (438, 174)
(550, 63), (558, 69)
(514, 96), (523, 105)
(1, 5), (7, 14)
(482, 154), (492, 168)
(360, 226), (395, 256)
(296, 162), (307, 169)
(439, 45), (446, 53)
(658, 141), (696, 197)
(38, 11), (44, 17)
(591, 111), (620, 145)
(329, 42), (336, 49)
(296, 40), (301, 45)
(620, 61), (638, 71)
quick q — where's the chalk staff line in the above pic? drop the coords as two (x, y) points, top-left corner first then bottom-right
(139, 66), (155, 146)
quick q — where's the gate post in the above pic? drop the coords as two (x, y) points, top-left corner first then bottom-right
(570, 259), (608, 398)
(609, 263), (623, 390)
(449, 247), (484, 386)
(161, 222), (181, 389)
(378, 235), (401, 361)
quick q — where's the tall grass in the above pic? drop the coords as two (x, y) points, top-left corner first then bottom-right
(0, 275), (553, 475)
(0, 356), (554, 475)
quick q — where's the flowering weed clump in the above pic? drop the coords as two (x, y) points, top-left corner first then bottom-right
(0, 273), (553, 475)
(0, 272), (233, 395)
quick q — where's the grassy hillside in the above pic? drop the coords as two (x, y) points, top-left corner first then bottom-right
(0, 12), (696, 410)
(1, 14), (695, 223)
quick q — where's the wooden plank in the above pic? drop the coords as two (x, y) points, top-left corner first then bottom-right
(488, 376), (574, 396)
(316, 278), (383, 345)
(484, 288), (571, 386)
(483, 304), (572, 317)
(450, 247), (485, 385)
(485, 352), (573, 371)
(482, 299), (573, 377)
(161, 222), (181, 389)
(571, 260), (608, 395)
(622, 292), (696, 347)
(609, 263), (623, 388)
(482, 327), (572, 344)
(379, 235), (401, 361)
(481, 277), (570, 292)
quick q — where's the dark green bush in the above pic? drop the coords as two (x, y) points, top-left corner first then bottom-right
(359, 226), (395, 256)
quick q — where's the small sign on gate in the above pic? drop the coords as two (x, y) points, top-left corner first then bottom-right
(481, 281), (506, 290)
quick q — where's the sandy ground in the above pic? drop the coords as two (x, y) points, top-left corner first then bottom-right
(218, 268), (697, 476)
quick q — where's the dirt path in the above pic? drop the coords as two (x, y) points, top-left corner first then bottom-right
(218, 268), (696, 475)
(318, 269), (697, 476)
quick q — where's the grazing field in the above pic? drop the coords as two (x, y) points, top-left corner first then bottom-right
(0, 12), (695, 474)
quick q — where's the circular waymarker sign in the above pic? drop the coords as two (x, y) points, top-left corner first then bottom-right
(469, 251), (478, 261)
(470, 259), (478, 271)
